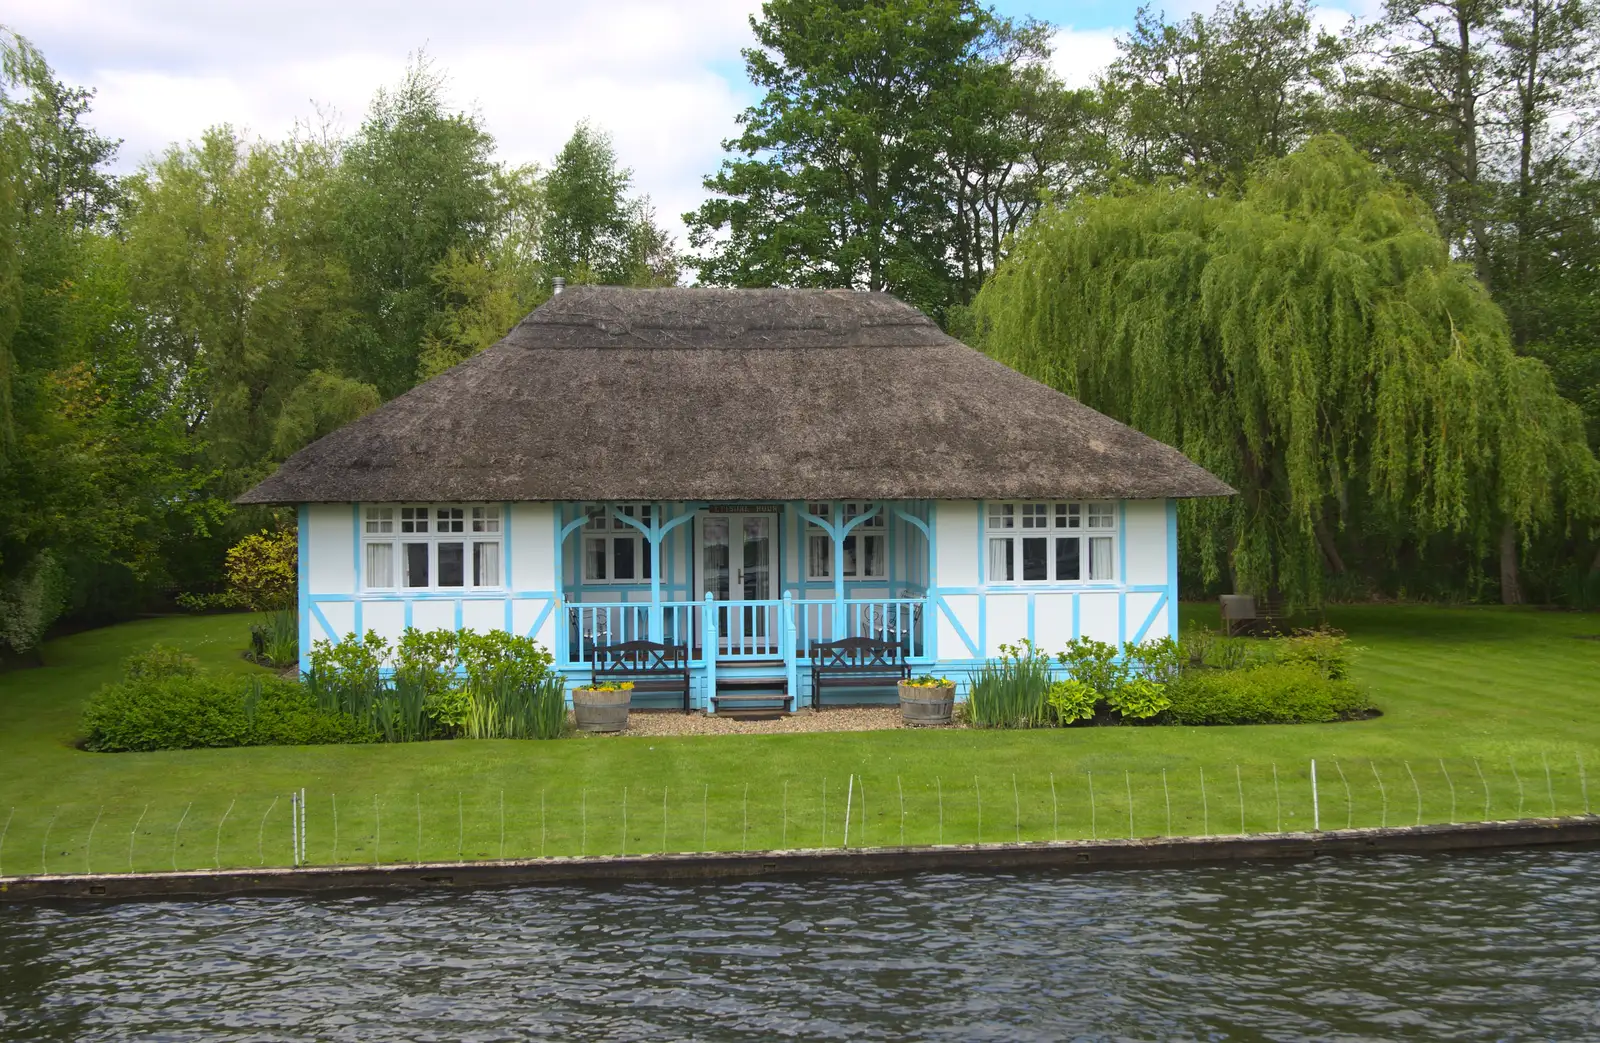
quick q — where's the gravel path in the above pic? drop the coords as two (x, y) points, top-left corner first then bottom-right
(582, 706), (963, 737)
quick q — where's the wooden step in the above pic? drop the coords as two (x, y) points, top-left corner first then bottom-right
(716, 674), (788, 692)
(710, 687), (793, 716)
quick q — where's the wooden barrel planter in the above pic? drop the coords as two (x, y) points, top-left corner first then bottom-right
(898, 680), (955, 726)
(572, 685), (632, 733)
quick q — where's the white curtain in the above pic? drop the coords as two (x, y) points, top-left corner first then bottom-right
(365, 542), (394, 588)
(988, 537), (1013, 581)
(1089, 537), (1114, 581)
(473, 541), (500, 587)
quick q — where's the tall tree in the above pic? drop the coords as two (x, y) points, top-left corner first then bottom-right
(124, 127), (369, 492)
(1338, 0), (1600, 597)
(542, 122), (677, 288)
(974, 136), (1599, 607)
(0, 29), (221, 638)
(1100, 0), (1340, 189)
(686, 0), (1067, 320)
(333, 57), (500, 397)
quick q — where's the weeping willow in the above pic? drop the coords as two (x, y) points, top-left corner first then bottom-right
(975, 136), (1599, 605)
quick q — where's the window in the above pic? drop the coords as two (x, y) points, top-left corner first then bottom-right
(805, 502), (886, 579)
(362, 504), (502, 591)
(581, 504), (654, 584)
(985, 501), (1116, 584)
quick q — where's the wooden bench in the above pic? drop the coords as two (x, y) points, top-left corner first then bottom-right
(1220, 594), (1286, 637)
(808, 637), (909, 710)
(591, 640), (692, 714)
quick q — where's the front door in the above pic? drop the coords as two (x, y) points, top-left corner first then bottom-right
(700, 513), (776, 654)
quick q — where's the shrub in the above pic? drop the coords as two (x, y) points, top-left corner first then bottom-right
(1165, 663), (1373, 726)
(967, 640), (1053, 727)
(248, 608), (299, 668)
(1045, 678), (1098, 723)
(1057, 638), (1123, 697)
(1272, 627), (1354, 680)
(122, 643), (200, 681)
(1107, 674), (1171, 720)
(84, 673), (368, 752)
(0, 550), (68, 655)
(306, 630), (390, 720)
(459, 629), (565, 739)
(304, 627), (568, 741)
(223, 529), (298, 611)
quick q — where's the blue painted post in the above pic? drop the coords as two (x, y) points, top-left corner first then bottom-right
(782, 591), (798, 708)
(832, 500), (846, 640)
(648, 512), (664, 644)
(703, 591), (718, 713)
(297, 504), (310, 675)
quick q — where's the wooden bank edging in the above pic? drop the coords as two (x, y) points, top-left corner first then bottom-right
(3, 815), (1598, 903)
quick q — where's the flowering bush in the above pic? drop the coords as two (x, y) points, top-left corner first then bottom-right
(581, 681), (635, 692)
(903, 675), (954, 688)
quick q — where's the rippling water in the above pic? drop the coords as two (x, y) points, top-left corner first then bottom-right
(3, 849), (1599, 1041)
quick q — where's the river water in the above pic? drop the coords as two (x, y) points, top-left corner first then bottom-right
(2, 849), (1598, 1041)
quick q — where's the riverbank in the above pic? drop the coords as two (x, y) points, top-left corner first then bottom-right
(5, 815), (1598, 903)
(0, 605), (1595, 875)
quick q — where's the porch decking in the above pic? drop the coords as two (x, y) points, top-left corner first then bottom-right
(564, 596), (928, 712)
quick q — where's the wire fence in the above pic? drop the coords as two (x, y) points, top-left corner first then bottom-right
(0, 753), (1592, 878)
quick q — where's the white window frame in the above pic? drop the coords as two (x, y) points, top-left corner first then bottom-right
(805, 502), (887, 580)
(983, 501), (1117, 585)
(580, 503), (654, 585)
(360, 503), (503, 593)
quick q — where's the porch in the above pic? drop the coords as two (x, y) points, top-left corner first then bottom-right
(554, 501), (934, 711)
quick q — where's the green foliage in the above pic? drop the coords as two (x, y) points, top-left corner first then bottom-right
(121, 642), (200, 681)
(223, 529), (297, 611)
(967, 639), (1052, 727)
(1056, 638), (1123, 698)
(0, 548), (66, 654)
(1099, 0), (1338, 189)
(1107, 675), (1172, 721)
(247, 608), (298, 668)
(976, 136), (1600, 607)
(306, 629), (389, 720)
(685, 0), (1078, 319)
(332, 56), (501, 397)
(305, 627), (567, 741)
(83, 672), (368, 752)
(270, 370), (380, 459)
(543, 122), (677, 288)
(1165, 663), (1374, 725)
(457, 628), (563, 740)
(1272, 627), (1355, 680)
(1044, 678), (1098, 723)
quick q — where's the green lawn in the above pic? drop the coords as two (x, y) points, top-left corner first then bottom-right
(0, 605), (1596, 877)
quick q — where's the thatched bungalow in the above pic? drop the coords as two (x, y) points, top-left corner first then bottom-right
(239, 286), (1231, 711)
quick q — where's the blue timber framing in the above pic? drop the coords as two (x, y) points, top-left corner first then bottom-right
(300, 497), (1180, 706)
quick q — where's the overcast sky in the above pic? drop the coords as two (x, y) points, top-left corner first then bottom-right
(6, 0), (1371, 247)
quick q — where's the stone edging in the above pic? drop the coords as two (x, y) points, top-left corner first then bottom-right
(3, 815), (1597, 903)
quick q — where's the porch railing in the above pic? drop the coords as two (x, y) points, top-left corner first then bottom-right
(567, 602), (704, 665)
(796, 597), (927, 659)
(565, 594), (929, 668)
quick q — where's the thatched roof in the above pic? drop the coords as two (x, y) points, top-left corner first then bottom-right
(238, 287), (1233, 505)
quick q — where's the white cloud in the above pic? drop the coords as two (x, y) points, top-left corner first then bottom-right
(1048, 25), (1123, 90)
(5, 0), (764, 246)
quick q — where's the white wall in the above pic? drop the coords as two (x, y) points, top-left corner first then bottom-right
(933, 500), (979, 586)
(306, 504), (354, 595)
(510, 502), (555, 591)
(1124, 499), (1169, 587)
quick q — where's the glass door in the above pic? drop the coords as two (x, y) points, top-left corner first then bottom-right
(700, 513), (776, 655)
